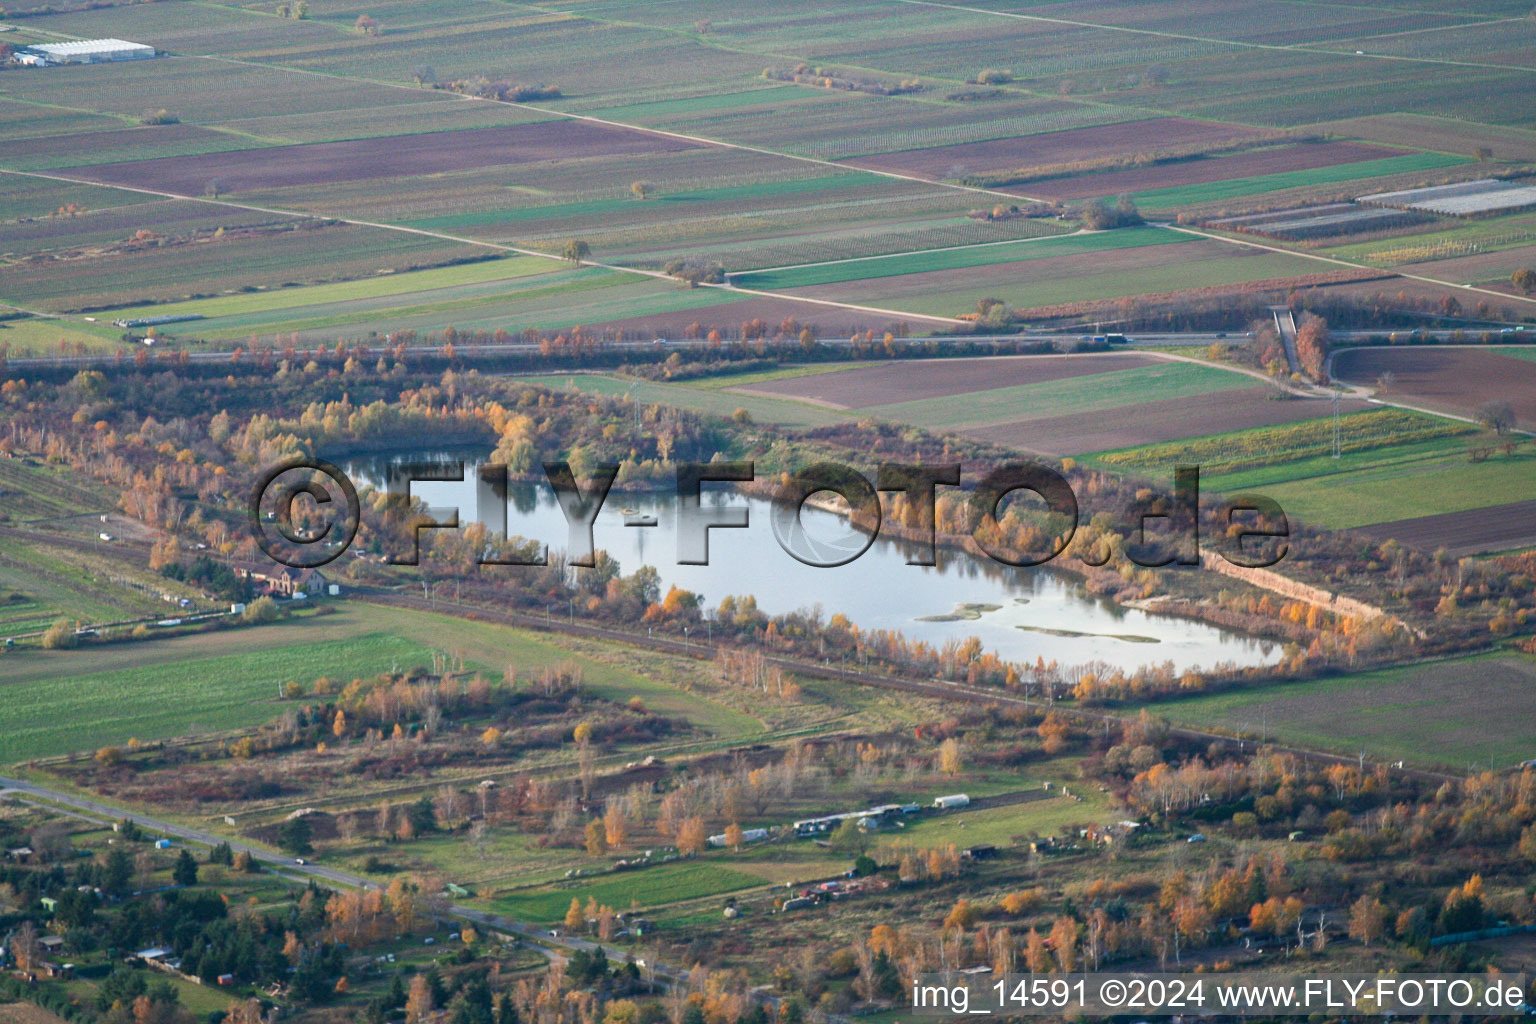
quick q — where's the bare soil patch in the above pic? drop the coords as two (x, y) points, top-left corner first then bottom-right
(67, 122), (699, 195)
(843, 118), (1268, 180)
(1356, 499), (1536, 555)
(1333, 346), (1536, 425)
(1398, 243), (1536, 288)
(1309, 114), (1536, 164)
(736, 353), (1157, 409)
(961, 387), (1359, 456)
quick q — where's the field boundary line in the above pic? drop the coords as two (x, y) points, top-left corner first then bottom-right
(893, 0), (1536, 74)
(191, 55), (1056, 204)
(1163, 221), (1536, 311)
(1334, 15), (1525, 44)
(732, 229), (1084, 276)
(172, 59), (1531, 319)
(0, 166), (963, 326)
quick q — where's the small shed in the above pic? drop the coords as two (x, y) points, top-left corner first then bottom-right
(932, 793), (971, 810)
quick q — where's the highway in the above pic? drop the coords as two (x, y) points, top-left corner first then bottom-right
(3, 328), (1529, 373)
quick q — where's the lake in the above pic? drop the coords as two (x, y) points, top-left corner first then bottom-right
(346, 455), (1281, 675)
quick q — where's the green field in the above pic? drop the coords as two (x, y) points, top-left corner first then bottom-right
(1129, 152), (1470, 210)
(731, 226), (1182, 290)
(0, 316), (124, 354)
(491, 861), (768, 922)
(1155, 652), (1536, 770)
(856, 362), (1249, 430)
(0, 628), (427, 762)
(99, 254), (558, 321)
(1085, 408), (1472, 477)
(0, 604), (763, 764)
(1238, 446), (1536, 528)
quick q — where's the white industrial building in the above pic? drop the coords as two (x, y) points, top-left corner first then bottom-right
(23, 38), (156, 64)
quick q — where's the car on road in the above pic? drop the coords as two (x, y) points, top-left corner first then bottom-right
(295, 858), (307, 865)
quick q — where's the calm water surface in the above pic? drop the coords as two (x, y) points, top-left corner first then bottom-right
(346, 455), (1281, 675)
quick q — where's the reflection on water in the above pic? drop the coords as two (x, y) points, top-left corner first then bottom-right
(346, 454), (1280, 674)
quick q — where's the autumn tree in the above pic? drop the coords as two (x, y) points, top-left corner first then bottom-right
(677, 815), (708, 856)
(1048, 916), (1080, 971)
(355, 13), (380, 34)
(1295, 313), (1330, 381)
(938, 737), (963, 775)
(585, 819), (608, 856)
(12, 920), (39, 972)
(1511, 267), (1536, 294)
(565, 897), (584, 931)
(405, 974), (435, 1023)
(563, 239), (592, 265)
(604, 801), (628, 849)
(943, 898), (975, 931)
(1348, 895), (1386, 946)
(724, 822), (745, 850)
(630, 181), (654, 200)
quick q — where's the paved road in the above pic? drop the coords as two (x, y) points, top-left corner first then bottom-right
(6, 329), (1530, 373)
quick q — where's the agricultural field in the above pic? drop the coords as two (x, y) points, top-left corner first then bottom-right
(1074, 403), (1536, 547)
(519, 373), (848, 428)
(843, 117), (1269, 182)
(1333, 346), (1536, 425)
(784, 232), (1327, 318)
(1219, 438), (1536, 532)
(1355, 500), (1536, 557)
(1306, 113), (1536, 164)
(0, 601), (770, 765)
(1022, 141), (1415, 202)
(729, 352), (1298, 453)
(491, 862), (768, 923)
(1084, 408), (1463, 478)
(1325, 210), (1536, 266)
(731, 226), (1180, 291)
(735, 352), (1159, 408)
(2, 0), (1532, 344)
(962, 386), (1346, 457)
(6, 5), (1536, 1023)
(1155, 651), (1536, 771)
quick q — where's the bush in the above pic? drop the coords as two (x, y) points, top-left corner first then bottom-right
(1079, 195), (1143, 230)
(242, 596), (278, 624)
(41, 617), (77, 649)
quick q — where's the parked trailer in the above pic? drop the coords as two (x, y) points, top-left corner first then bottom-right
(932, 794), (971, 810)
